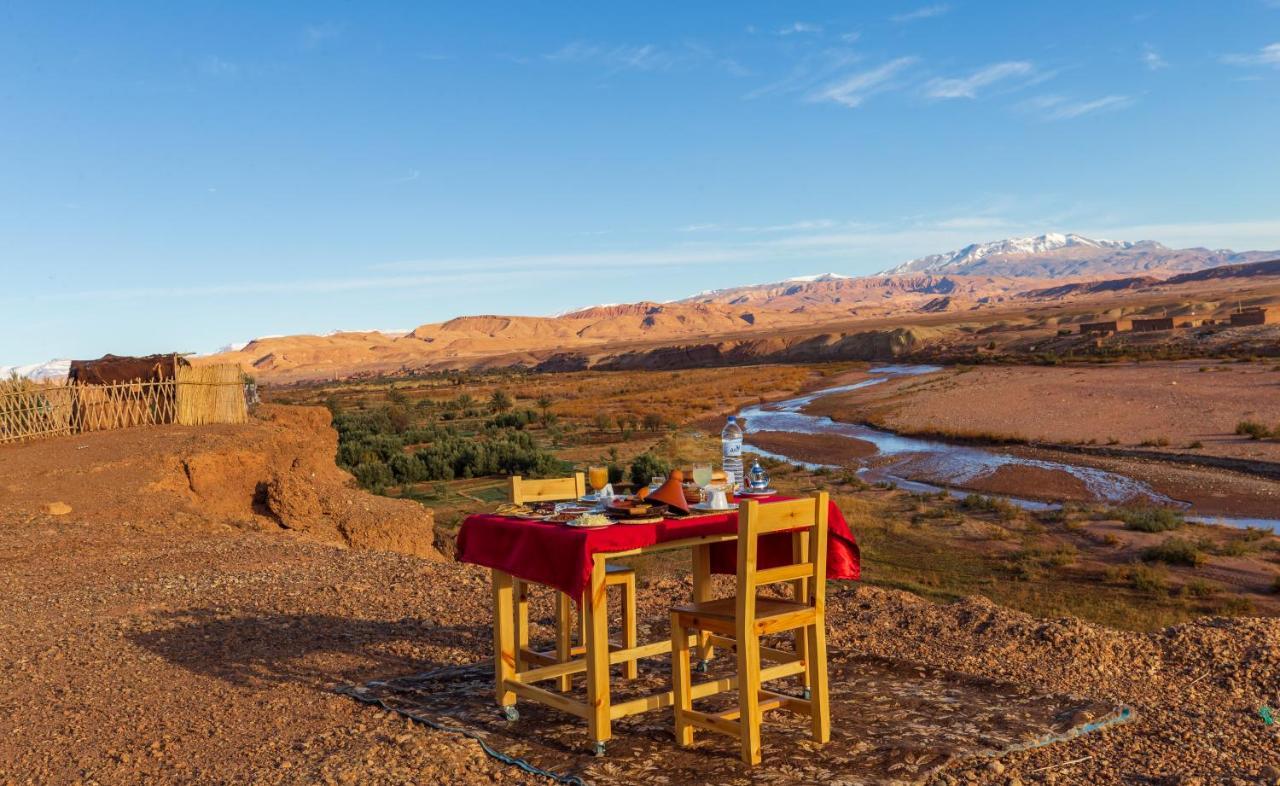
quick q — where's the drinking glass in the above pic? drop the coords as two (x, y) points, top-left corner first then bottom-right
(691, 463), (713, 489)
(588, 465), (609, 495)
(649, 475), (665, 492)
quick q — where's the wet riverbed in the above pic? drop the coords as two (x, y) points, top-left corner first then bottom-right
(738, 365), (1280, 530)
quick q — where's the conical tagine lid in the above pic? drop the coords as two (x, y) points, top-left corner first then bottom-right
(648, 469), (691, 513)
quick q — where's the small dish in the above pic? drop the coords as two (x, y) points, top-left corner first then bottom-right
(735, 488), (777, 497)
(689, 501), (740, 512)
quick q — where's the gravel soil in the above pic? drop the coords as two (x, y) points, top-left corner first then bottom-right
(5, 509), (1280, 785)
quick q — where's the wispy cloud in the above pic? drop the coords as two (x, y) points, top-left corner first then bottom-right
(1142, 45), (1169, 71)
(389, 169), (420, 184)
(546, 42), (680, 72)
(924, 61), (1035, 99)
(891, 4), (950, 23)
(302, 22), (343, 50)
(777, 22), (823, 36)
(198, 56), (239, 78)
(807, 57), (920, 108)
(1222, 42), (1280, 68)
(681, 219), (838, 233)
(28, 217), (1280, 308)
(1025, 94), (1133, 120)
(744, 48), (862, 100)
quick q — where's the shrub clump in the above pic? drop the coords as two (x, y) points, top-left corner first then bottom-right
(1117, 506), (1185, 533)
(1142, 537), (1205, 567)
(629, 452), (672, 487)
(959, 494), (1020, 521)
(1236, 420), (1274, 440)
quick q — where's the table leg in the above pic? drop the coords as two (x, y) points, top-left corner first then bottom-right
(492, 569), (516, 710)
(555, 591), (574, 692)
(692, 543), (714, 668)
(514, 579), (530, 674)
(584, 553), (612, 752)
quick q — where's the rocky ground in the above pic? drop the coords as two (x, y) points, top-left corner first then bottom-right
(3, 507), (1280, 784)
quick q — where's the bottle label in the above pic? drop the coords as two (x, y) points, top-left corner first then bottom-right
(723, 441), (742, 457)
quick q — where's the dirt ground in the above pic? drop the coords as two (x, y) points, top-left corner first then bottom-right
(4, 509), (1280, 784)
(744, 430), (877, 466)
(809, 361), (1280, 464)
(5, 389), (1280, 784)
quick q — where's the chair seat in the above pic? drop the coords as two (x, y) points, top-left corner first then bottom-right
(672, 596), (816, 636)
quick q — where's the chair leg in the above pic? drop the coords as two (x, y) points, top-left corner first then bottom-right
(738, 631), (763, 766)
(670, 613), (694, 747)
(805, 621), (831, 744)
(514, 579), (529, 673)
(622, 575), (638, 680)
(555, 592), (574, 692)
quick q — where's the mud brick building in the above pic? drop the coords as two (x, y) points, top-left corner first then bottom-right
(1080, 319), (1132, 335)
(1132, 317), (1174, 332)
(1230, 308), (1276, 327)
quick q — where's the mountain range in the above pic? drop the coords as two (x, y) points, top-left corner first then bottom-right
(9, 234), (1278, 382)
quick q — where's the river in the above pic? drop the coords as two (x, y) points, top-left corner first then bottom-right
(737, 365), (1280, 530)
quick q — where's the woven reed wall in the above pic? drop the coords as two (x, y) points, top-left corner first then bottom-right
(175, 364), (248, 426)
(0, 364), (247, 444)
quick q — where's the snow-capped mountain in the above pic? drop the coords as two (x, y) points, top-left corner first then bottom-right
(0, 359), (72, 382)
(882, 233), (1142, 276)
(784, 273), (852, 283)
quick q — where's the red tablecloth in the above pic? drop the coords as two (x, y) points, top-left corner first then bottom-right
(456, 496), (859, 602)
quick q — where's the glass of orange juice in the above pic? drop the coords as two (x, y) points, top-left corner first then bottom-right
(587, 465), (609, 495)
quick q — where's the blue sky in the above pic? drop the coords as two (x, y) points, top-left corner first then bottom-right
(3, 1), (1279, 364)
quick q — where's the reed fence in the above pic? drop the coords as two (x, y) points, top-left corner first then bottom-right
(176, 364), (248, 426)
(0, 363), (249, 444)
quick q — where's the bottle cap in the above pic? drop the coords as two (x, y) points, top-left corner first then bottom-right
(727, 416), (737, 422)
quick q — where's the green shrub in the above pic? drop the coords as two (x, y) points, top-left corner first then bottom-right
(1128, 564), (1168, 593)
(629, 452), (672, 486)
(487, 409), (537, 430)
(960, 494), (1020, 521)
(1236, 420), (1272, 440)
(1142, 537), (1205, 567)
(1117, 506), (1184, 533)
(1181, 578), (1220, 598)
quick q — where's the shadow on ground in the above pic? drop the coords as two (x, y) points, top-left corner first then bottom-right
(129, 608), (491, 688)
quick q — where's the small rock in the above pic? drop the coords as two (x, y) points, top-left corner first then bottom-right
(989, 760), (1005, 775)
(43, 502), (72, 516)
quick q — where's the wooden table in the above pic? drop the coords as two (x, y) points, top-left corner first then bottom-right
(458, 499), (860, 754)
(491, 531), (750, 754)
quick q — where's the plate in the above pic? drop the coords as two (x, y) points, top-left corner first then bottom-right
(690, 501), (740, 512)
(736, 488), (777, 497)
(563, 519), (613, 528)
(614, 515), (664, 525)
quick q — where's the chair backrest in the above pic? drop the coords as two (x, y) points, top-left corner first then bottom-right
(736, 492), (829, 623)
(510, 473), (586, 505)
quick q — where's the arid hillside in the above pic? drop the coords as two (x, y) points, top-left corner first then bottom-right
(0, 404), (441, 559)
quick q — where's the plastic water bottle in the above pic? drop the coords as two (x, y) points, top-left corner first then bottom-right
(721, 416), (744, 489)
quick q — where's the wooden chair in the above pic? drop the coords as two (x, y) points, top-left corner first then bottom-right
(510, 474), (638, 690)
(669, 492), (831, 766)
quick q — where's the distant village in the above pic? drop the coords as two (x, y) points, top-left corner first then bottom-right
(1079, 306), (1276, 336)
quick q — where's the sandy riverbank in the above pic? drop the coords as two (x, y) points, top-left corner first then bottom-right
(807, 360), (1280, 464)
